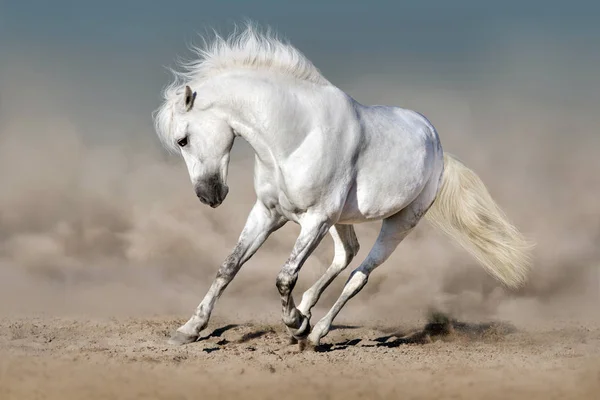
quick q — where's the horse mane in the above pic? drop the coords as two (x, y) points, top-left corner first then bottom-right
(154, 22), (330, 151)
(180, 23), (329, 86)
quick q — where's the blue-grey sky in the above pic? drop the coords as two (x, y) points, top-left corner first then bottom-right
(2, 0), (599, 143)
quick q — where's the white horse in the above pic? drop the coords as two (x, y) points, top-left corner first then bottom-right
(154, 24), (533, 349)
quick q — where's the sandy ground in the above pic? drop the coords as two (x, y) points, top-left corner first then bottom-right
(1, 314), (599, 400)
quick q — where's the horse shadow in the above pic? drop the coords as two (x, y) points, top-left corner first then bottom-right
(204, 324), (239, 339)
(192, 313), (516, 353)
(200, 323), (361, 344)
(198, 323), (278, 347)
(314, 314), (517, 353)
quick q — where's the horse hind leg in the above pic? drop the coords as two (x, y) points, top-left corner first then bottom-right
(307, 194), (434, 348)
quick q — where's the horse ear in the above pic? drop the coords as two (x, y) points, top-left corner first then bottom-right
(184, 85), (197, 111)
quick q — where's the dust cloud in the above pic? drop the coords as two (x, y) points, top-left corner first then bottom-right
(0, 67), (598, 333)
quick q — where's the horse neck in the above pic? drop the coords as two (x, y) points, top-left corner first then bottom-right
(205, 71), (316, 165)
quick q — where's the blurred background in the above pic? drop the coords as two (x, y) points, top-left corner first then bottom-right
(0, 1), (599, 328)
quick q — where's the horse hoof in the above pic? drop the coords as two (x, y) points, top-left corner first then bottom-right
(297, 339), (316, 352)
(288, 336), (299, 345)
(291, 315), (311, 340)
(307, 332), (321, 348)
(168, 331), (198, 346)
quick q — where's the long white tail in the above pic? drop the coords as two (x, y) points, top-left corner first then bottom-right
(425, 153), (534, 289)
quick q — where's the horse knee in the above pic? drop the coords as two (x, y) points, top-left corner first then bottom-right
(276, 267), (297, 296)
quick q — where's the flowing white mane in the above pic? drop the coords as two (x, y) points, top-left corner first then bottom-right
(178, 24), (329, 87)
(154, 24), (330, 151)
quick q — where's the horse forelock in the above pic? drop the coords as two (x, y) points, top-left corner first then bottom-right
(153, 87), (180, 153)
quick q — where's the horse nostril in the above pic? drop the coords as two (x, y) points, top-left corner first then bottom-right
(197, 194), (208, 204)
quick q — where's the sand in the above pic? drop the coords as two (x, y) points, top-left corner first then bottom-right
(1, 315), (599, 400)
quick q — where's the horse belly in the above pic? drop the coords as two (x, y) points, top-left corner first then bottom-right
(337, 182), (421, 224)
(337, 155), (432, 224)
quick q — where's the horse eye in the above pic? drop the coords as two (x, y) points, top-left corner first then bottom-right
(177, 136), (188, 147)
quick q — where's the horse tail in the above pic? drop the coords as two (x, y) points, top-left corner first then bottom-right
(424, 153), (534, 289)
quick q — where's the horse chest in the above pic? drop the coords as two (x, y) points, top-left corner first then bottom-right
(255, 167), (335, 222)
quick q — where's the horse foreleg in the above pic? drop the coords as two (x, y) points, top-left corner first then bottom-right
(169, 201), (286, 345)
(275, 216), (331, 342)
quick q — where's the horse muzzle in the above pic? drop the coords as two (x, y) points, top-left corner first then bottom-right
(194, 175), (229, 208)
